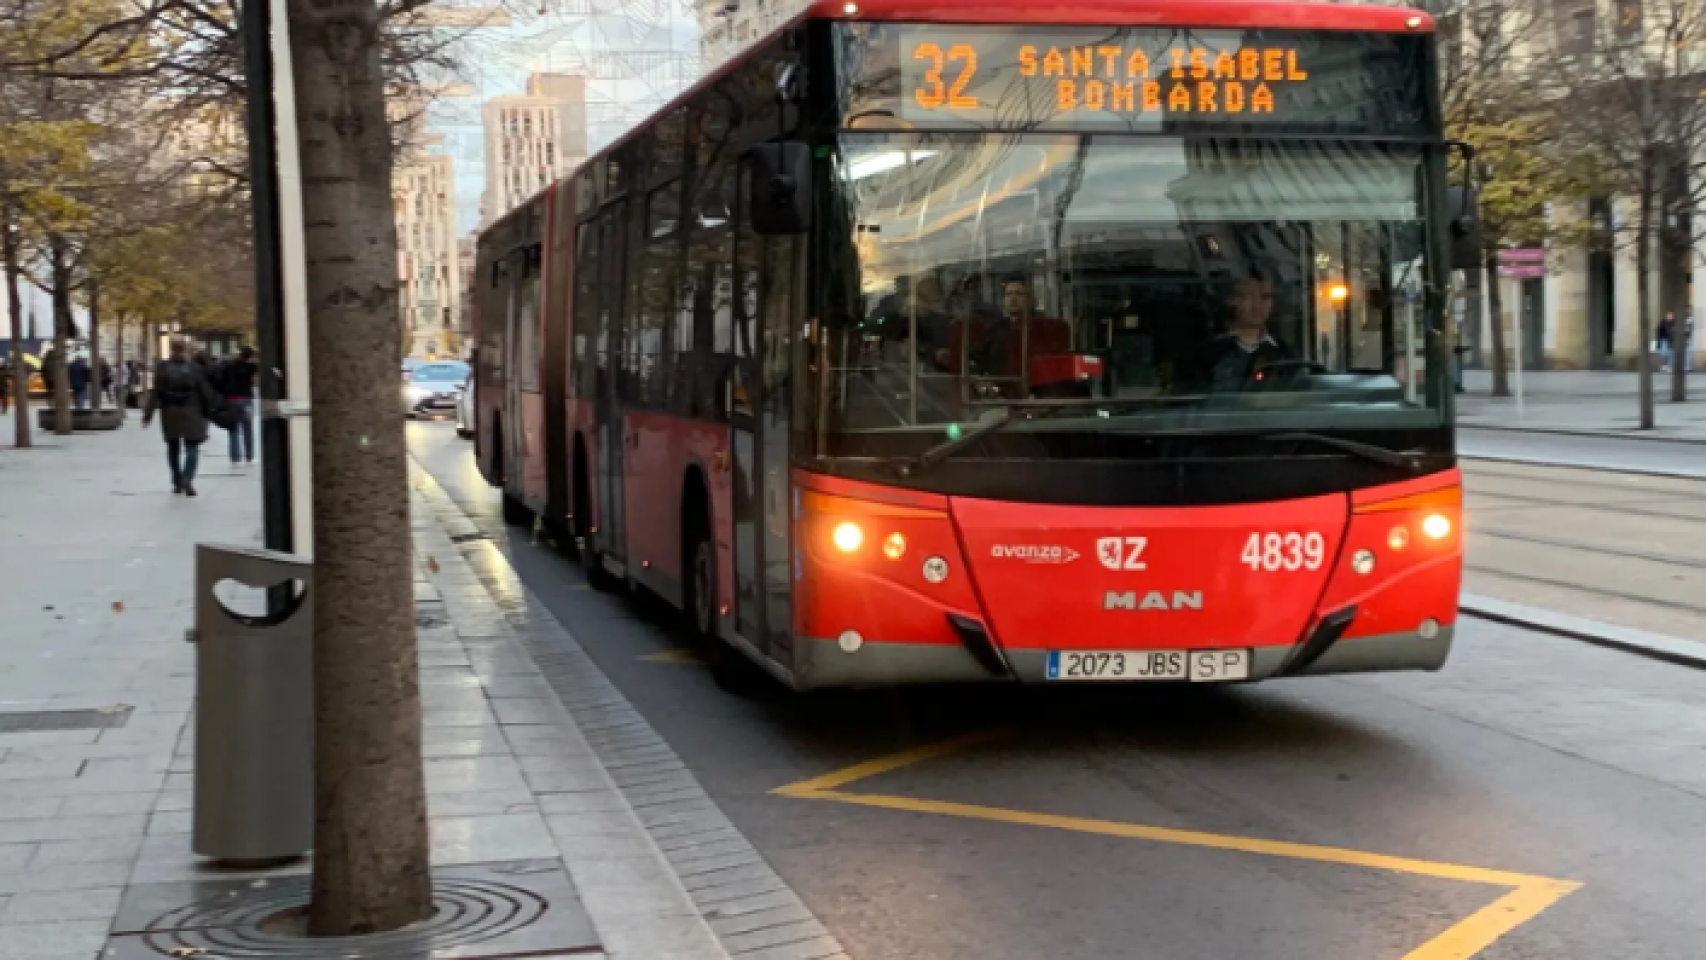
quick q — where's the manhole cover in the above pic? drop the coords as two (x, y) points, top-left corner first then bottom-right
(0, 706), (132, 734)
(107, 860), (598, 958)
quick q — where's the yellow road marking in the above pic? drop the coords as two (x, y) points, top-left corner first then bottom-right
(773, 729), (1013, 797)
(1401, 881), (1582, 960)
(640, 648), (704, 665)
(774, 733), (1581, 960)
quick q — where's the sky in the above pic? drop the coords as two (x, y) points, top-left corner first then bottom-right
(420, 1), (705, 236)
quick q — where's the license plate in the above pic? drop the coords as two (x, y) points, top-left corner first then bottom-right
(1045, 649), (1251, 682)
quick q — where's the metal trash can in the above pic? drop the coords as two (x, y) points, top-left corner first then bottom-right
(191, 543), (313, 863)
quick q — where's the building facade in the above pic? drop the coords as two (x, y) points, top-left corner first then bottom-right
(394, 153), (462, 359)
(1439, 0), (1706, 371)
(481, 72), (590, 225)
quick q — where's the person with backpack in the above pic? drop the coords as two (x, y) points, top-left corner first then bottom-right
(142, 341), (225, 496)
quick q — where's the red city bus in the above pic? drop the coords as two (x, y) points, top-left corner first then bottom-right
(474, 0), (1465, 691)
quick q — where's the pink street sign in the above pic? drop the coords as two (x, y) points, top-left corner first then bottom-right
(1497, 248), (1546, 278)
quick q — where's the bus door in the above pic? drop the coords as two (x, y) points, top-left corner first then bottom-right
(502, 247), (525, 489)
(728, 179), (802, 658)
(759, 234), (801, 656)
(595, 202), (628, 567)
(730, 214), (764, 644)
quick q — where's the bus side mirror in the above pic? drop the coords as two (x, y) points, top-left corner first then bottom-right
(748, 141), (812, 235)
(1445, 140), (1482, 270)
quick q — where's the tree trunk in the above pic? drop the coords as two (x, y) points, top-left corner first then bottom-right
(2, 204), (30, 448)
(88, 282), (102, 412)
(1636, 181), (1655, 430)
(1672, 294), (1690, 404)
(1483, 250), (1510, 398)
(49, 236), (73, 436)
(288, 0), (432, 937)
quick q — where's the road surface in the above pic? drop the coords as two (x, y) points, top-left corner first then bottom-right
(411, 422), (1706, 960)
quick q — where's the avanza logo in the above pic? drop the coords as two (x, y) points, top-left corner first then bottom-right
(990, 544), (1080, 564)
(1104, 590), (1204, 611)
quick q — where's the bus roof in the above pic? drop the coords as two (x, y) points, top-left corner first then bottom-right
(805, 0), (1433, 32)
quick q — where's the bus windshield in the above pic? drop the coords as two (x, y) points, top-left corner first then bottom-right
(811, 132), (1444, 456)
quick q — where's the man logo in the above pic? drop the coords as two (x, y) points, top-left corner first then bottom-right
(1104, 590), (1203, 611)
(1096, 536), (1148, 570)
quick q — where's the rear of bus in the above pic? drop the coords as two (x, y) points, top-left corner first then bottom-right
(785, 2), (1461, 687)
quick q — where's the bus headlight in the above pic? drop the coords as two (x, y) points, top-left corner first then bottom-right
(882, 532), (907, 560)
(832, 522), (863, 553)
(1421, 514), (1452, 540)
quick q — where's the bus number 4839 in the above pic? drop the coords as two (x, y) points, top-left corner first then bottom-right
(1241, 532), (1325, 572)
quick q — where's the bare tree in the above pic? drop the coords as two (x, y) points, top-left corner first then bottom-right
(1547, 0), (1706, 425)
(1434, 0), (1551, 397)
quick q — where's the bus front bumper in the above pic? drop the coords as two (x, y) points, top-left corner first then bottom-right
(790, 625), (1454, 690)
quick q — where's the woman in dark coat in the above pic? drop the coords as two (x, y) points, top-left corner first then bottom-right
(142, 341), (222, 496)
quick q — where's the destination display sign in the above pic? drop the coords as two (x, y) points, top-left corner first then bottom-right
(871, 25), (1427, 133)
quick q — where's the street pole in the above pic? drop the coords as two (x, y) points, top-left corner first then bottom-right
(243, 0), (293, 562)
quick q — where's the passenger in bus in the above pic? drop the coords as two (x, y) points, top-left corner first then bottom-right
(945, 279), (1070, 382)
(1182, 274), (1298, 393)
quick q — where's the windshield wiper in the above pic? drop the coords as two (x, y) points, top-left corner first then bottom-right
(1263, 432), (1426, 470)
(897, 397), (1209, 478)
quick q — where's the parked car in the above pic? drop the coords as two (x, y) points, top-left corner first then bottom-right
(455, 371), (474, 439)
(402, 361), (469, 419)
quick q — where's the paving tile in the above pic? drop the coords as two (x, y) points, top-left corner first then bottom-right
(2, 887), (123, 923)
(426, 788), (540, 817)
(0, 845), (36, 872)
(30, 837), (144, 867)
(151, 790), (191, 814)
(489, 698), (561, 725)
(428, 812), (556, 865)
(423, 756), (527, 794)
(0, 861), (132, 895)
(0, 762), (82, 782)
(145, 810), (191, 836)
(0, 919), (110, 960)
(0, 815), (147, 844)
(0, 796), (62, 821)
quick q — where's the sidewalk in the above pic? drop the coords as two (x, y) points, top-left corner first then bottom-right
(1458, 369), (1706, 441)
(0, 411), (839, 960)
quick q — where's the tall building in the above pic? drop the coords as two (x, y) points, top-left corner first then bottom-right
(394, 153), (462, 359)
(481, 72), (589, 225)
(458, 236), (477, 347)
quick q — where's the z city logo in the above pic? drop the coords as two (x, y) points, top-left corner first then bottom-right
(1097, 536), (1148, 571)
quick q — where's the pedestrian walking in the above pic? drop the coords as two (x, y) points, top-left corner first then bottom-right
(68, 354), (90, 409)
(0, 363), (11, 414)
(142, 341), (223, 497)
(221, 346), (258, 463)
(1657, 313), (1675, 372)
(98, 357), (114, 403)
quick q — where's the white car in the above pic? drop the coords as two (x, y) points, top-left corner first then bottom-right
(455, 372), (474, 438)
(402, 360), (470, 419)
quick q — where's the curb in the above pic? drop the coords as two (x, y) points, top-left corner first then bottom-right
(1459, 423), (1706, 446)
(1460, 593), (1706, 670)
(1460, 454), (1706, 482)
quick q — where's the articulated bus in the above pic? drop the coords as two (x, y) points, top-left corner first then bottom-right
(474, 0), (1466, 691)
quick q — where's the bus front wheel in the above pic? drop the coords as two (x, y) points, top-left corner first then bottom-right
(683, 495), (769, 697)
